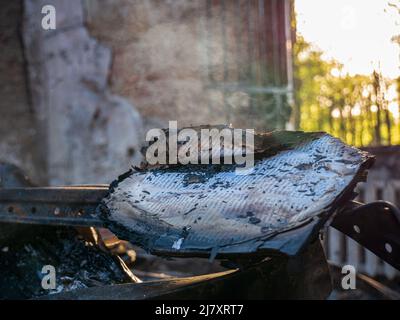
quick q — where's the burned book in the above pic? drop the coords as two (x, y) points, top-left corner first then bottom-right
(100, 129), (375, 258)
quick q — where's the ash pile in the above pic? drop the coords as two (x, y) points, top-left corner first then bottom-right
(0, 163), (224, 300)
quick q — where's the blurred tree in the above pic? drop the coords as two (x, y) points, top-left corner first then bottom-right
(294, 35), (398, 146)
(294, 35), (332, 130)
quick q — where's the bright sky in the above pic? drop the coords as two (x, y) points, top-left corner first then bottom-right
(295, 0), (400, 78)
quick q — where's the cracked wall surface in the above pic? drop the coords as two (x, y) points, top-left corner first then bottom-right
(84, 0), (293, 130)
(22, 0), (143, 185)
(0, 1), (44, 184)
(1, 0), (292, 185)
(85, 0), (234, 128)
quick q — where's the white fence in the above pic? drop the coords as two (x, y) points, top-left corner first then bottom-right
(325, 179), (400, 279)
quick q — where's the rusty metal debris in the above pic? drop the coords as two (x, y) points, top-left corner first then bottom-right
(0, 186), (106, 228)
(0, 130), (375, 259)
(0, 226), (137, 299)
(0, 163), (138, 299)
(42, 240), (332, 300)
(0, 128), (399, 300)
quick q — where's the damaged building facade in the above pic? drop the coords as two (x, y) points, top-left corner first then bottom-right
(0, 0), (400, 300)
(0, 0), (294, 185)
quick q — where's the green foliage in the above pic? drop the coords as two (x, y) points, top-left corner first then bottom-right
(294, 35), (400, 146)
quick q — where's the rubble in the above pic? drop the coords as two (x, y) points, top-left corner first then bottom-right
(0, 226), (134, 299)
